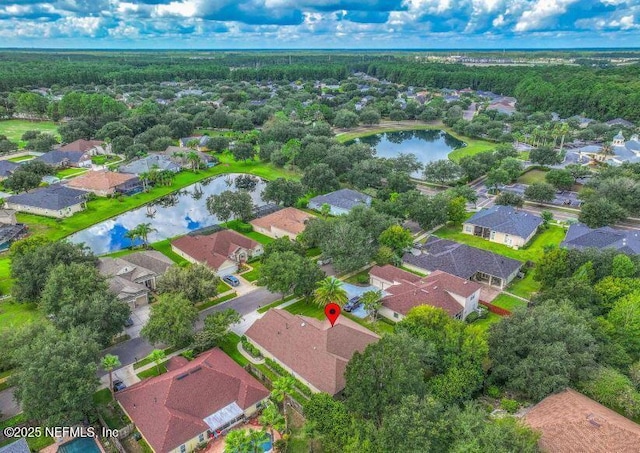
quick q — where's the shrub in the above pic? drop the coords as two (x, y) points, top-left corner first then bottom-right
(501, 398), (520, 414)
(181, 349), (195, 361)
(241, 336), (262, 358)
(486, 385), (501, 399)
(465, 311), (479, 323)
(226, 219), (253, 233)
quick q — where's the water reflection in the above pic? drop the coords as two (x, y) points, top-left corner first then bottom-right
(68, 174), (267, 255)
(351, 129), (465, 178)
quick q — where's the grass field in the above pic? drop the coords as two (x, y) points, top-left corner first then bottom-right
(150, 238), (189, 265)
(0, 120), (59, 148)
(491, 294), (527, 312)
(7, 155), (35, 163)
(507, 272), (540, 299)
(335, 120), (495, 162)
(0, 300), (44, 328)
(434, 225), (565, 263)
(517, 169), (548, 185)
(56, 167), (88, 178)
(136, 361), (169, 379)
(471, 312), (502, 332)
(241, 261), (262, 282)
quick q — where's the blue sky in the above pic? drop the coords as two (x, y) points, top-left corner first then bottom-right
(0, 0), (639, 49)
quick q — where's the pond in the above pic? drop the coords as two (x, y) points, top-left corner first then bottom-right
(353, 129), (465, 178)
(68, 174), (267, 255)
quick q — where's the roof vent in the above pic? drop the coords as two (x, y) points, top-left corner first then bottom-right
(176, 373), (189, 380)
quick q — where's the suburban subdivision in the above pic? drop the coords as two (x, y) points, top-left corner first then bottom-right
(1, 12), (640, 453)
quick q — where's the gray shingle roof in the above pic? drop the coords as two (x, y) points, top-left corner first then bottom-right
(562, 223), (640, 255)
(0, 160), (19, 178)
(403, 237), (523, 280)
(37, 150), (85, 165)
(465, 206), (542, 239)
(309, 189), (372, 211)
(6, 184), (87, 210)
(119, 155), (181, 175)
(0, 438), (30, 453)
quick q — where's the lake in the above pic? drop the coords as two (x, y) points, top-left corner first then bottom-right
(68, 174), (267, 255)
(354, 129), (465, 178)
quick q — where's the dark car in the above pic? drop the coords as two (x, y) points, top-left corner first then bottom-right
(344, 296), (362, 312)
(113, 379), (126, 392)
(124, 317), (134, 327)
(223, 275), (240, 287)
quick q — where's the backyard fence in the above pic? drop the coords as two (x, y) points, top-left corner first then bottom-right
(480, 301), (511, 316)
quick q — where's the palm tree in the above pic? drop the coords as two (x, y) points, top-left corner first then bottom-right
(139, 171), (150, 192)
(259, 401), (285, 440)
(186, 151), (203, 171)
(125, 229), (140, 249)
(148, 349), (166, 376)
(224, 430), (251, 453)
(360, 290), (383, 322)
(247, 429), (269, 453)
(270, 377), (295, 433)
(558, 122), (570, 152)
(134, 223), (156, 248)
(313, 277), (348, 308)
(101, 354), (121, 398)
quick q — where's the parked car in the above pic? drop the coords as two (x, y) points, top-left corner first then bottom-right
(113, 379), (126, 392)
(124, 317), (134, 327)
(344, 296), (362, 312)
(223, 275), (240, 287)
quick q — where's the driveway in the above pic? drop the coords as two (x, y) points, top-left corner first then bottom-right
(233, 274), (258, 296)
(99, 287), (283, 376)
(0, 388), (19, 421)
(124, 304), (150, 339)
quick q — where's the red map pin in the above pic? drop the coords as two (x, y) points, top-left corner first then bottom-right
(324, 303), (341, 327)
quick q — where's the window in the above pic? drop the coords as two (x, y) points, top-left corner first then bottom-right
(393, 312), (399, 319)
(490, 231), (496, 240)
(504, 234), (510, 244)
(464, 225), (471, 232)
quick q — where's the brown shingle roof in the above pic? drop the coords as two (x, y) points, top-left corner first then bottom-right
(171, 230), (260, 270)
(249, 208), (315, 236)
(117, 348), (269, 453)
(59, 139), (104, 152)
(373, 266), (481, 317)
(66, 170), (137, 191)
(245, 310), (379, 395)
(524, 388), (640, 453)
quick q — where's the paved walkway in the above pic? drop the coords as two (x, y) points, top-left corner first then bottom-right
(0, 387), (19, 420)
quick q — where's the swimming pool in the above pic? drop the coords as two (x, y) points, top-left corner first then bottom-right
(260, 433), (273, 452)
(58, 437), (102, 453)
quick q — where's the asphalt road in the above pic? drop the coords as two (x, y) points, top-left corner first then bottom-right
(99, 287), (282, 376)
(0, 387), (19, 420)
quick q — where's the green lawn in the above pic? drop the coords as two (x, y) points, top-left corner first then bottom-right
(344, 269), (371, 285)
(93, 389), (130, 430)
(241, 261), (262, 282)
(400, 266), (427, 277)
(491, 294), (527, 312)
(0, 300), (44, 329)
(218, 332), (249, 366)
(506, 272), (540, 299)
(470, 312), (503, 332)
(517, 169), (548, 185)
(7, 155), (35, 163)
(434, 225), (565, 263)
(133, 346), (181, 369)
(150, 239), (189, 265)
(136, 361), (169, 379)
(56, 167), (88, 179)
(196, 292), (237, 310)
(0, 119), (59, 148)
(0, 414), (54, 450)
(243, 231), (274, 245)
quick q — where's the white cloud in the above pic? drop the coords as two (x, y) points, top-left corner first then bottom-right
(514, 0), (580, 32)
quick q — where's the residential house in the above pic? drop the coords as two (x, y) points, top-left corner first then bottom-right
(605, 118), (634, 128)
(245, 310), (379, 395)
(369, 265), (482, 321)
(308, 188), (372, 216)
(117, 348), (270, 453)
(5, 184), (87, 218)
(561, 223), (640, 255)
(178, 136), (211, 150)
(249, 207), (315, 239)
(119, 155), (181, 176)
(98, 251), (173, 309)
(0, 438), (30, 453)
(171, 230), (263, 276)
(463, 206), (542, 249)
(0, 160), (19, 180)
(158, 146), (215, 168)
(524, 388), (640, 453)
(37, 139), (110, 168)
(0, 209), (27, 252)
(486, 97), (517, 116)
(65, 170), (141, 196)
(610, 132), (640, 165)
(402, 237), (523, 289)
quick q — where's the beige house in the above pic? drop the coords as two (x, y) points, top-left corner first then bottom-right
(171, 230), (263, 276)
(249, 207), (315, 239)
(65, 170), (141, 196)
(463, 205), (542, 249)
(4, 184), (87, 218)
(117, 348), (270, 453)
(369, 265), (482, 321)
